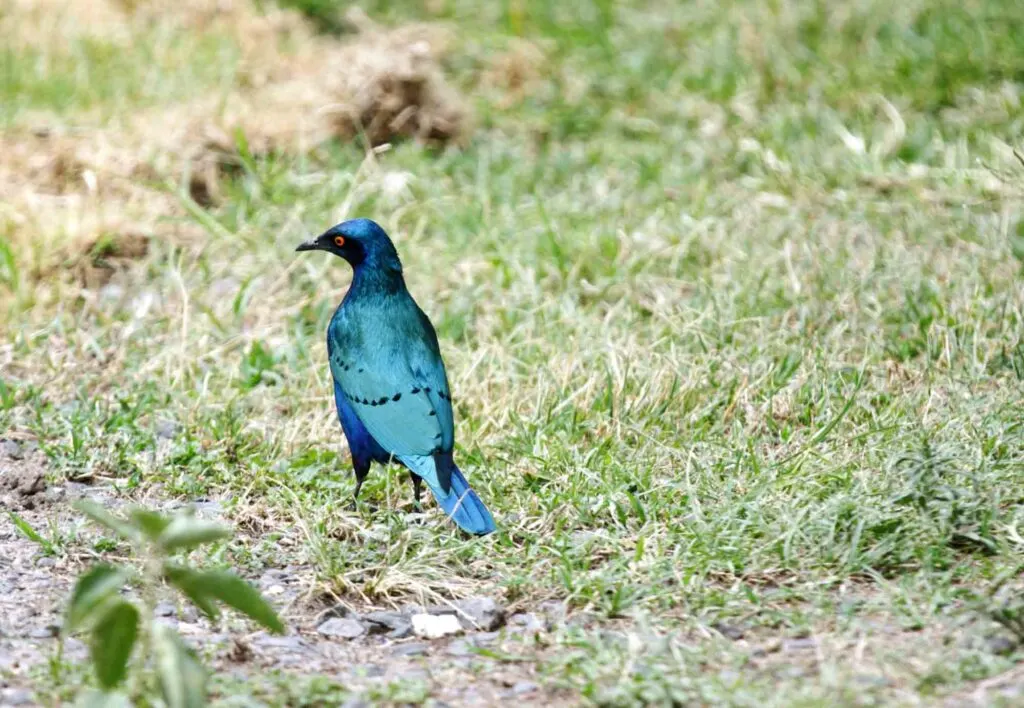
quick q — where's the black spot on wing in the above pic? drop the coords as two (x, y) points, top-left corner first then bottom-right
(351, 391), (415, 407)
(411, 387), (420, 394)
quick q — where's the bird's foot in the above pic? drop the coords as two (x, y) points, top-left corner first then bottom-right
(349, 497), (380, 512)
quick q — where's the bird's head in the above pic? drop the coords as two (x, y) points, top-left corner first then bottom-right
(295, 218), (402, 274)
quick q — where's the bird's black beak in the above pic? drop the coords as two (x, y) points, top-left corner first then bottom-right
(295, 238), (320, 253)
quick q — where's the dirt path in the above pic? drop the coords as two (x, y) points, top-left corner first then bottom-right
(0, 442), (557, 706)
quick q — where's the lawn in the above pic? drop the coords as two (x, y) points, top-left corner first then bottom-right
(1, 0), (1023, 705)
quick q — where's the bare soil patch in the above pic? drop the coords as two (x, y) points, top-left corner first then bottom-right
(0, 440), (48, 511)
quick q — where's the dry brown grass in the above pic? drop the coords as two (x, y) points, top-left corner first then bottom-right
(482, 39), (548, 108)
(0, 0), (470, 290)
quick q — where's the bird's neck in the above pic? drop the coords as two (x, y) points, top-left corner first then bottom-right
(348, 261), (407, 298)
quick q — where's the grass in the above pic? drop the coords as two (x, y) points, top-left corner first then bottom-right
(2, 0), (1024, 704)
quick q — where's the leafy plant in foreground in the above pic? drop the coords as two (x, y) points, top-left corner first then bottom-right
(64, 501), (285, 707)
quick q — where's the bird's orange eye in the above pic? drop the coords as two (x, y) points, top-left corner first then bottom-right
(334, 236), (345, 247)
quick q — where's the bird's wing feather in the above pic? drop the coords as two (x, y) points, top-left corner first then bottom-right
(327, 309), (454, 459)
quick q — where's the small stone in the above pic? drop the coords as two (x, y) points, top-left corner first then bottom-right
(538, 600), (567, 621)
(782, 637), (816, 652)
(154, 602), (175, 617)
(1, 440), (23, 460)
(191, 500), (223, 517)
(454, 597), (505, 631)
(253, 633), (304, 650)
(446, 639), (473, 656)
(340, 697), (370, 708)
(509, 613), (544, 633)
(412, 613), (462, 639)
(752, 638), (782, 657)
(362, 610), (409, 633)
(566, 611), (597, 628)
(570, 530), (602, 545)
(317, 603), (354, 622)
(354, 664), (385, 678)
(392, 642), (429, 656)
(475, 631), (499, 645)
(986, 635), (1019, 656)
(1, 688), (34, 705)
(155, 420), (180, 439)
(387, 623), (413, 640)
(14, 470), (45, 496)
(711, 622), (744, 640)
(318, 618), (366, 640)
(512, 681), (538, 695)
(35, 556), (56, 568)
(28, 625), (58, 639)
(175, 622), (201, 636)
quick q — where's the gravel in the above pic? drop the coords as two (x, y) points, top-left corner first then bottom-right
(317, 617), (367, 639)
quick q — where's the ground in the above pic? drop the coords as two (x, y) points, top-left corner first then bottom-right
(1, 0), (1024, 705)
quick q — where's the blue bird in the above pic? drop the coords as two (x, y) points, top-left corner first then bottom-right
(296, 218), (496, 535)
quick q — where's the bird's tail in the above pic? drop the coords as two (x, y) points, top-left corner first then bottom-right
(399, 454), (496, 535)
(433, 463), (496, 536)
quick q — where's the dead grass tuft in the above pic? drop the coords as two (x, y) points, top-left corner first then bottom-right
(65, 231), (151, 288)
(323, 7), (470, 146)
(483, 39), (548, 106)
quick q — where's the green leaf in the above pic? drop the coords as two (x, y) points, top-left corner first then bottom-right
(199, 570), (284, 633)
(90, 601), (139, 689)
(75, 689), (133, 708)
(8, 512), (56, 555)
(66, 564), (130, 633)
(153, 624), (207, 708)
(156, 516), (232, 553)
(129, 508), (171, 540)
(163, 564), (220, 621)
(74, 500), (138, 542)
(167, 568), (283, 634)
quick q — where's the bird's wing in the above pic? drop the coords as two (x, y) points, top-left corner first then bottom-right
(327, 310), (454, 461)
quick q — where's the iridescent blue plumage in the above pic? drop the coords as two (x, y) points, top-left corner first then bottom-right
(297, 218), (496, 535)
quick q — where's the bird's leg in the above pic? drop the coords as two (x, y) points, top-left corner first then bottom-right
(350, 460), (370, 510)
(409, 472), (423, 509)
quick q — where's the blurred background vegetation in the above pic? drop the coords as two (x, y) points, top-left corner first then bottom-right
(1, 0), (1023, 704)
